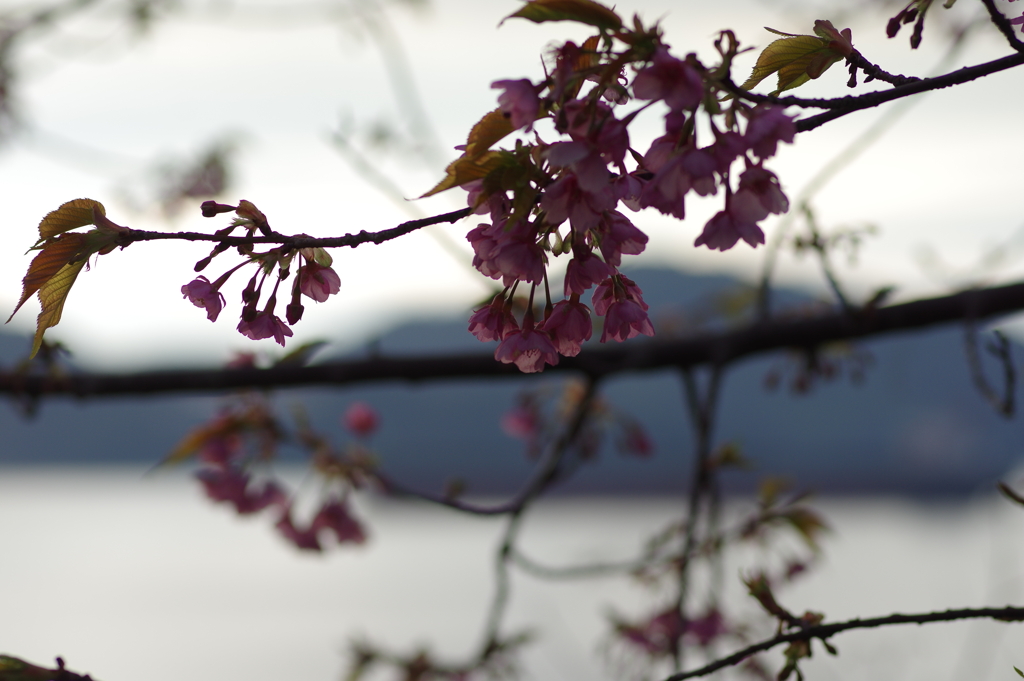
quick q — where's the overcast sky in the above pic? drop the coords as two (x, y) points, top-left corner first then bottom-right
(1, 0), (1022, 369)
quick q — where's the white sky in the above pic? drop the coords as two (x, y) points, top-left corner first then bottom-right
(0, 0), (1022, 369)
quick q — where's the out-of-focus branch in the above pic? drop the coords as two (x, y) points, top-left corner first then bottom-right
(5, 281), (1024, 398)
(664, 605), (1024, 680)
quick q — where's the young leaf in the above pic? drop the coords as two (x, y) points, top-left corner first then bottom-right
(463, 108), (515, 160)
(31, 259), (87, 358)
(420, 151), (506, 198)
(502, 0), (623, 31)
(741, 22), (853, 95)
(1014, 666), (1024, 678)
(36, 198), (106, 243)
(8, 232), (88, 322)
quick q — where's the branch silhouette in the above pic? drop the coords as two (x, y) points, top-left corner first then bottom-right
(5, 281), (1023, 398)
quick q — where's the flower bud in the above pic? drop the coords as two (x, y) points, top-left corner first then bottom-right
(286, 303), (304, 325)
(194, 256), (212, 272)
(201, 200), (238, 217)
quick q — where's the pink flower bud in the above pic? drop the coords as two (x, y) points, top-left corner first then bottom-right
(343, 402), (379, 437)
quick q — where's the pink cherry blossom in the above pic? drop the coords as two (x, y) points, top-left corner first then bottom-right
(468, 220), (545, 286)
(182, 276), (225, 322)
(495, 320), (559, 373)
(492, 79), (540, 131)
(541, 173), (617, 233)
(275, 510), (322, 551)
(564, 249), (614, 296)
(595, 211), (648, 266)
(501, 405), (538, 440)
(560, 99), (630, 171)
(343, 402), (379, 437)
(602, 299), (655, 342)
(744, 106), (796, 160)
(633, 48), (704, 111)
(468, 296), (518, 342)
(311, 498), (367, 544)
(736, 166), (789, 215)
(593, 274), (648, 317)
(195, 468), (286, 515)
(541, 298), (592, 357)
(298, 263), (341, 303)
(237, 310), (294, 346)
(694, 202), (766, 252)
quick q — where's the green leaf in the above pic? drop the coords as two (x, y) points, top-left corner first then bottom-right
(36, 198), (105, 243)
(8, 232), (89, 323)
(420, 151), (507, 198)
(741, 22), (853, 95)
(1014, 666), (1024, 678)
(463, 108), (515, 160)
(31, 259), (87, 359)
(274, 340), (328, 367)
(502, 0), (622, 31)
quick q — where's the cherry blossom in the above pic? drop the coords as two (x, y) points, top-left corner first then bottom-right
(632, 47), (704, 111)
(195, 468), (286, 515)
(181, 276), (225, 322)
(237, 309), (294, 346)
(343, 402), (379, 437)
(298, 262), (341, 303)
(468, 295), (518, 342)
(744, 106), (796, 160)
(541, 297), (593, 357)
(495, 318), (559, 373)
(312, 498), (367, 544)
(492, 79), (540, 131)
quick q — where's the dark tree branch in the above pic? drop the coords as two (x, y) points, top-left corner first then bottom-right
(116, 206), (472, 250)
(665, 605), (1024, 680)
(980, 0), (1024, 53)
(795, 51), (1024, 131)
(6, 281), (1024, 398)
(845, 50), (921, 87)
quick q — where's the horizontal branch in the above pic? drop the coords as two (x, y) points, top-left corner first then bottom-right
(795, 51), (1024, 132)
(116, 206), (472, 250)
(667, 605), (1024, 680)
(3, 281), (1024, 398)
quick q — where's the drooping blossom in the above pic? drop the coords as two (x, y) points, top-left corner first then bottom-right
(195, 467), (286, 515)
(467, 220), (545, 286)
(593, 275), (654, 343)
(343, 402), (379, 437)
(632, 47), (704, 111)
(182, 276), (225, 322)
(744, 106), (796, 160)
(501, 404), (538, 440)
(615, 607), (685, 657)
(275, 510), (322, 551)
(298, 263), (341, 303)
(541, 172), (617, 233)
(468, 295), (518, 342)
(595, 210), (648, 266)
(237, 309), (293, 347)
(684, 608), (729, 647)
(694, 198), (767, 252)
(541, 297), (592, 357)
(491, 79), (540, 131)
(564, 248), (614, 296)
(560, 99), (630, 172)
(602, 298), (655, 342)
(495, 318), (559, 373)
(311, 498), (367, 544)
(735, 165), (789, 216)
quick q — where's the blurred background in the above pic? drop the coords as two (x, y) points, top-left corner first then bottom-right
(1, 0), (1024, 679)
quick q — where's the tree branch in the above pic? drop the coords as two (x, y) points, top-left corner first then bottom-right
(116, 206), (472, 250)
(795, 51), (1024, 132)
(665, 605), (1024, 680)
(980, 0), (1024, 53)
(6, 281), (1024, 398)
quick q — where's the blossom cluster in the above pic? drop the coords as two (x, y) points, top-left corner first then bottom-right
(175, 395), (376, 552)
(455, 21), (795, 373)
(181, 200), (342, 346)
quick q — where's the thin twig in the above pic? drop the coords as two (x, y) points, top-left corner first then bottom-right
(664, 605), (1024, 680)
(979, 0), (1024, 53)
